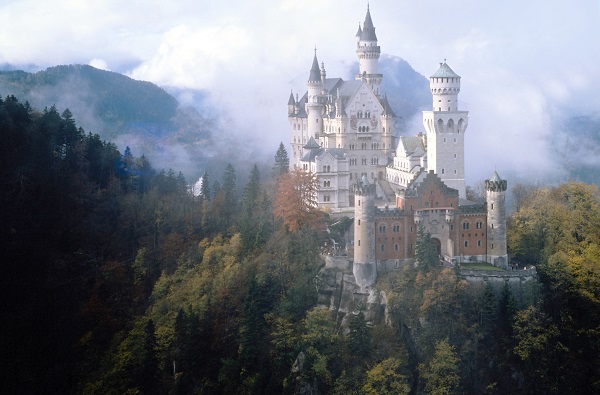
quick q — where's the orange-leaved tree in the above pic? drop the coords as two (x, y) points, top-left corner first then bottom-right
(274, 168), (320, 233)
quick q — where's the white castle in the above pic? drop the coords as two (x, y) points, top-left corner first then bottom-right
(288, 6), (469, 208)
(288, 6), (509, 271)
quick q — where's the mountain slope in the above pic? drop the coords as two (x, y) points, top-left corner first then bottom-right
(0, 65), (214, 177)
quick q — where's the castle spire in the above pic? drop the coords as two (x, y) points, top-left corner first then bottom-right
(308, 49), (321, 82)
(355, 5), (382, 95)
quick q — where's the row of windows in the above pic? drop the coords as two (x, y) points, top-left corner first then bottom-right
(348, 143), (386, 149)
(378, 224), (402, 233)
(463, 240), (483, 248)
(347, 157), (381, 166)
(440, 168), (458, 175)
(373, 239), (483, 252)
(379, 244), (409, 252)
(462, 221), (484, 230)
(442, 137), (458, 143)
(357, 111), (371, 118)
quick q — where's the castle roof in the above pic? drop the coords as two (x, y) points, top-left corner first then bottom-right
(489, 170), (502, 182)
(380, 94), (396, 117)
(288, 91), (295, 105)
(303, 136), (321, 149)
(360, 7), (377, 41)
(308, 52), (321, 82)
(398, 136), (425, 156)
(431, 61), (460, 79)
(355, 23), (362, 38)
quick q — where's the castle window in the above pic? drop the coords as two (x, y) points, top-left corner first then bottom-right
(393, 225), (400, 232)
(410, 244), (413, 250)
(394, 244), (399, 251)
(444, 138), (446, 143)
(462, 222), (470, 230)
(358, 240), (360, 246)
(379, 225), (386, 233)
(410, 226), (414, 232)
(358, 219), (360, 225)
(477, 240), (482, 247)
(381, 244), (385, 252)
(492, 243), (494, 249)
(441, 168), (445, 175)
(454, 153), (457, 159)
(450, 224), (454, 231)
(492, 224), (494, 229)
(491, 203), (494, 210)
(464, 240), (469, 247)
(476, 221), (483, 229)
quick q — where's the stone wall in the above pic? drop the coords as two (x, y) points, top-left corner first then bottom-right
(459, 267), (539, 304)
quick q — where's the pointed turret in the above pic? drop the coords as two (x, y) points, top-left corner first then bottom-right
(355, 23), (362, 40)
(308, 51), (321, 83)
(355, 5), (382, 95)
(360, 5), (378, 41)
(288, 90), (296, 115)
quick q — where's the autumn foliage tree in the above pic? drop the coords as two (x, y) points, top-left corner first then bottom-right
(274, 168), (321, 233)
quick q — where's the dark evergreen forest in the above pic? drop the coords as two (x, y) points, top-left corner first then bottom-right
(2, 95), (600, 394)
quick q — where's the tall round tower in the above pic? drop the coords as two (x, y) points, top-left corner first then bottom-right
(422, 61), (469, 198)
(486, 171), (508, 268)
(355, 5), (382, 96)
(306, 51), (324, 140)
(353, 175), (377, 288)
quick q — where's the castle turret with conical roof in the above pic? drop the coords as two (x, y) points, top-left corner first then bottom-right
(306, 50), (324, 141)
(422, 61), (469, 199)
(353, 175), (377, 288)
(355, 5), (382, 96)
(486, 171), (508, 268)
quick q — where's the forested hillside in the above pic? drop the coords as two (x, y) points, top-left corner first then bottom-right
(2, 95), (600, 394)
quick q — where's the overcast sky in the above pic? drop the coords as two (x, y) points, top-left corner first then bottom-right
(1, 0), (599, 184)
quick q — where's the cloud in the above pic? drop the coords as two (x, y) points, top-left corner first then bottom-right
(89, 58), (109, 71)
(2, 0), (600, 185)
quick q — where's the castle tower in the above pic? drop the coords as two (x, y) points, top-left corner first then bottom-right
(306, 51), (324, 140)
(422, 61), (469, 198)
(486, 171), (508, 268)
(353, 175), (377, 288)
(355, 5), (382, 96)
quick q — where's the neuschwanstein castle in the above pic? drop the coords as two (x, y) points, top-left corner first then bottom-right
(287, 6), (508, 270)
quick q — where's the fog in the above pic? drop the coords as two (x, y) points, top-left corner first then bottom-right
(1, 0), (600, 186)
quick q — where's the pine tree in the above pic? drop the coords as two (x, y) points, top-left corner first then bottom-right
(240, 165), (261, 253)
(273, 142), (289, 180)
(415, 225), (438, 271)
(348, 311), (371, 358)
(200, 171), (211, 201)
(222, 163), (237, 228)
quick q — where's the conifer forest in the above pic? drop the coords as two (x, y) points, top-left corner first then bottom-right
(2, 95), (600, 394)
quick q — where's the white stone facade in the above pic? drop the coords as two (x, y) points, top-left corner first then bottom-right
(288, 7), (398, 209)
